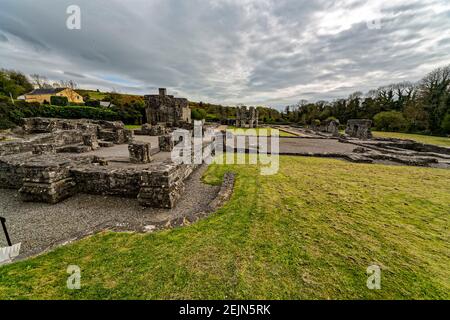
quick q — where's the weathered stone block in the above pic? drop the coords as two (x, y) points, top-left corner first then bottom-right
(159, 135), (174, 152)
(19, 178), (76, 204)
(82, 134), (99, 150)
(32, 144), (57, 155)
(128, 142), (152, 163)
(345, 119), (372, 139)
(56, 145), (92, 153)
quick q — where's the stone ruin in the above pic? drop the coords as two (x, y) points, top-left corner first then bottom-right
(144, 88), (191, 126)
(345, 119), (373, 140)
(312, 119), (340, 137)
(0, 117), (214, 209)
(235, 106), (259, 128)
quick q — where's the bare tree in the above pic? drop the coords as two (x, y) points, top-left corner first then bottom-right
(30, 74), (51, 89)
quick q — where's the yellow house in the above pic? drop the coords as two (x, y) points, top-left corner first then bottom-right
(24, 88), (84, 104)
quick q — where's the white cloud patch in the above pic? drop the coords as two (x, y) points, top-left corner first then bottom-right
(0, 0), (449, 108)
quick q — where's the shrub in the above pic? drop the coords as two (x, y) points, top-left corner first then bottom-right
(50, 96), (69, 106)
(441, 113), (450, 134)
(0, 101), (120, 127)
(191, 109), (207, 120)
(374, 111), (408, 132)
(85, 100), (101, 108)
(0, 117), (15, 129)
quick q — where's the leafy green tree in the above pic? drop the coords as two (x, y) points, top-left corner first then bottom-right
(374, 111), (408, 132)
(441, 113), (450, 134)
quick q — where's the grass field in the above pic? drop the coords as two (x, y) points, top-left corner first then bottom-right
(124, 125), (141, 130)
(227, 127), (296, 137)
(0, 157), (449, 299)
(372, 131), (450, 147)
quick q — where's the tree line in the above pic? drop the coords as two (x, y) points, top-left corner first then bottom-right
(1, 66), (449, 134)
(281, 65), (450, 135)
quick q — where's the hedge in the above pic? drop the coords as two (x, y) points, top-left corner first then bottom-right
(0, 101), (120, 129)
(50, 96), (69, 106)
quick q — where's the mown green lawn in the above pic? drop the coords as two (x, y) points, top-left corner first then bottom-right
(124, 125), (141, 130)
(372, 131), (450, 147)
(0, 157), (449, 299)
(227, 127), (295, 137)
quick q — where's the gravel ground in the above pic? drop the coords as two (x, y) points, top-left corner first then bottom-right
(278, 138), (356, 154)
(0, 164), (220, 259)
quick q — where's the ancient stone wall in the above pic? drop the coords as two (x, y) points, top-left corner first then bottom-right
(144, 88), (191, 125)
(235, 106), (259, 128)
(312, 119), (340, 136)
(71, 167), (142, 197)
(345, 119), (373, 139)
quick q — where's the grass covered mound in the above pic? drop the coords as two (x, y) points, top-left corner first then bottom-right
(0, 157), (449, 299)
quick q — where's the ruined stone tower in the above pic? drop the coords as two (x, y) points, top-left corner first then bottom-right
(144, 88), (191, 126)
(235, 106), (259, 128)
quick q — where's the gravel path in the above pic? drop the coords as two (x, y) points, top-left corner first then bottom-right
(278, 138), (356, 154)
(0, 164), (220, 259)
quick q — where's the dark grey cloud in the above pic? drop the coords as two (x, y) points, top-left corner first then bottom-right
(63, 71), (86, 78)
(0, 0), (449, 109)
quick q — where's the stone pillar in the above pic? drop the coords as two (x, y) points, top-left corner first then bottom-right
(159, 135), (174, 152)
(128, 142), (152, 163)
(138, 164), (187, 208)
(82, 134), (99, 150)
(124, 129), (134, 143)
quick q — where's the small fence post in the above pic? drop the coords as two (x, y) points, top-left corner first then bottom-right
(0, 217), (12, 247)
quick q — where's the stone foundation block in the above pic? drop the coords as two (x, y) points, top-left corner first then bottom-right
(32, 144), (56, 155)
(82, 134), (99, 150)
(159, 135), (174, 152)
(19, 178), (76, 204)
(128, 142), (152, 163)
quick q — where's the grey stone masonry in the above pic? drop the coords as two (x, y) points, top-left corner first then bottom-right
(82, 133), (100, 150)
(144, 88), (191, 126)
(235, 106), (259, 128)
(138, 162), (197, 208)
(312, 119), (340, 137)
(18, 156), (91, 204)
(128, 142), (153, 163)
(32, 144), (57, 155)
(345, 119), (373, 139)
(159, 135), (175, 152)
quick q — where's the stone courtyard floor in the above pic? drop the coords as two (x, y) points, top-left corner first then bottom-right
(0, 164), (220, 259)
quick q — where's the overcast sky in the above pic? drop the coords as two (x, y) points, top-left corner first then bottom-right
(0, 0), (449, 108)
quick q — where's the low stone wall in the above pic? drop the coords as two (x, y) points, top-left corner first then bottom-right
(384, 141), (450, 155)
(18, 156), (93, 204)
(71, 167), (142, 197)
(22, 117), (133, 145)
(136, 124), (170, 136)
(138, 162), (199, 208)
(0, 130), (85, 156)
(22, 118), (124, 134)
(0, 153), (30, 189)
